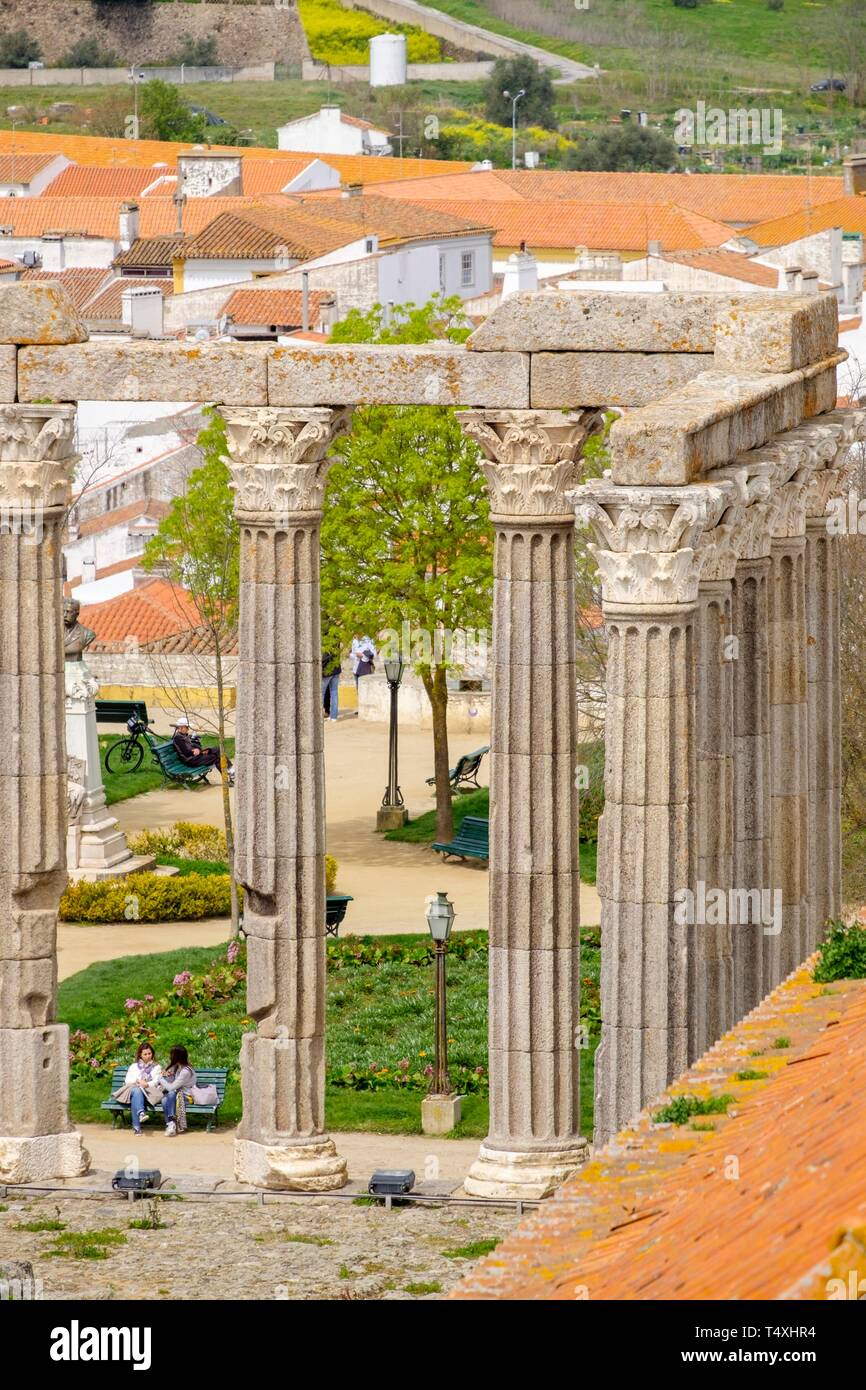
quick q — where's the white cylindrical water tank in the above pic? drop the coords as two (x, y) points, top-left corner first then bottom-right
(369, 33), (408, 88)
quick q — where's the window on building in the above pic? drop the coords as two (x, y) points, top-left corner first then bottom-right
(460, 251), (475, 287)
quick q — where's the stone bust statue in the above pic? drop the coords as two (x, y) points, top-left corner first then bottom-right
(63, 596), (96, 662)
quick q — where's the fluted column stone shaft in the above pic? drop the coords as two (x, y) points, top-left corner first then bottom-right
(575, 478), (734, 1144)
(225, 406), (350, 1191)
(458, 408), (601, 1199)
(0, 405), (88, 1184)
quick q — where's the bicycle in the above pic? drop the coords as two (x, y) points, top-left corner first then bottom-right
(104, 716), (155, 775)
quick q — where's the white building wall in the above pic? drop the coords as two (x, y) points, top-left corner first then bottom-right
(0, 235), (116, 269)
(278, 111), (366, 157)
(181, 257), (292, 293)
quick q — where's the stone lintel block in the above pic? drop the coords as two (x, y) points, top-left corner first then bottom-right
(489, 751), (579, 875)
(245, 932), (325, 1038)
(267, 342), (530, 407)
(0, 344), (15, 402)
(488, 945), (579, 1051)
(530, 350), (708, 408)
(0, 1025), (71, 1136)
(0, 673), (65, 778)
(714, 294), (838, 375)
(238, 1031), (325, 1143)
(0, 283), (87, 346)
(0, 1131), (89, 1185)
(599, 901), (687, 1030)
(488, 870), (580, 952)
(468, 291), (753, 354)
(487, 1046), (579, 1146)
(17, 342), (269, 405)
(0, 957), (56, 1027)
(597, 801), (691, 905)
(234, 660), (322, 758)
(609, 359), (841, 485)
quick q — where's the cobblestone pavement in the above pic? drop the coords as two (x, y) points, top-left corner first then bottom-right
(0, 1191), (519, 1300)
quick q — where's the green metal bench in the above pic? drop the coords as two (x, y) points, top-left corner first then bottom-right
(426, 745), (489, 793)
(146, 734), (213, 787)
(326, 893), (353, 938)
(432, 815), (489, 862)
(101, 1065), (228, 1132)
(95, 699), (149, 726)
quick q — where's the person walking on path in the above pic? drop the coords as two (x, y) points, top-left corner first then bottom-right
(351, 634), (377, 690)
(322, 647), (342, 721)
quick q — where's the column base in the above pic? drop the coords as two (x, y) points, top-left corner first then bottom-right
(463, 1140), (589, 1200)
(376, 806), (408, 831)
(0, 1131), (90, 1185)
(234, 1136), (348, 1191)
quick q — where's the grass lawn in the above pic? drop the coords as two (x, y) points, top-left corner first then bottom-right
(98, 734), (234, 806)
(59, 932), (600, 1138)
(384, 786), (599, 884)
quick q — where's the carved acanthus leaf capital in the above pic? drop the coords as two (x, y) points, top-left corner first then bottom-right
(573, 479), (734, 605)
(459, 408), (603, 517)
(0, 405), (77, 514)
(223, 407), (352, 516)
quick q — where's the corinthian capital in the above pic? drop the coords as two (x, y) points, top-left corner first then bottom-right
(458, 408), (603, 518)
(0, 405), (77, 514)
(572, 479), (734, 605)
(223, 407), (352, 517)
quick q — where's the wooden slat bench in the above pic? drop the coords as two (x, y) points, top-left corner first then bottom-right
(147, 735), (213, 787)
(432, 815), (489, 862)
(326, 893), (354, 938)
(426, 745), (489, 793)
(101, 1065), (228, 1132)
(96, 699), (149, 726)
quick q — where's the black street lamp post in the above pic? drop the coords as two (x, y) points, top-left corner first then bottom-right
(425, 889), (456, 1096)
(376, 655), (408, 830)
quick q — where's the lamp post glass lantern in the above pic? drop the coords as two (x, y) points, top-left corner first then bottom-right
(425, 891), (455, 1095)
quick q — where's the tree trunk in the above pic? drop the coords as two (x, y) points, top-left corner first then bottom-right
(422, 662), (453, 843)
(214, 645), (240, 938)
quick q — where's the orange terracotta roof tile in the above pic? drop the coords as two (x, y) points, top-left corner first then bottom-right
(0, 195), (296, 241)
(453, 965), (866, 1301)
(413, 199), (733, 252)
(239, 158), (328, 195)
(222, 287), (331, 327)
(81, 576), (200, 646)
(298, 192), (493, 242)
(0, 151), (63, 183)
(175, 205), (362, 261)
(76, 499), (170, 540)
(740, 194), (866, 246)
(84, 277), (173, 322)
(661, 249), (782, 287)
(19, 267), (111, 310)
(43, 165), (165, 199)
(0, 128), (471, 181)
(64, 553), (143, 595)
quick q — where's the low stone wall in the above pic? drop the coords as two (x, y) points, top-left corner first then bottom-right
(358, 673), (491, 734)
(302, 59), (495, 82)
(0, 63), (275, 88)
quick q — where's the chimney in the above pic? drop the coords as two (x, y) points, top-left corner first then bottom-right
(843, 153), (866, 196)
(502, 245), (538, 299)
(81, 556), (96, 586)
(647, 239), (662, 258)
(122, 285), (164, 338)
(341, 183), (363, 199)
(119, 202), (140, 252)
(800, 269), (819, 295)
(783, 265), (803, 292)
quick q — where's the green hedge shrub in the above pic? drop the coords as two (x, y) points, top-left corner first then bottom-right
(60, 872), (236, 923)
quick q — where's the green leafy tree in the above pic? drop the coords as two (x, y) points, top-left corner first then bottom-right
(322, 295), (492, 842)
(484, 55), (555, 130)
(566, 123), (679, 172)
(62, 37), (119, 68)
(139, 79), (209, 143)
(172, 36), (219, 67)
(142, 408), (241, 935)
(0, 30), (41, 68)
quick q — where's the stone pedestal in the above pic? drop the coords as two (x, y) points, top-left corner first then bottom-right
(458, 410), (601, 1196)
(0, 405), (88, 1183)
(225, 407), (350, 1192)
(422, 1092), (462, 1136)
(64, 659), (153, 880)
(376, 805), (408, 832)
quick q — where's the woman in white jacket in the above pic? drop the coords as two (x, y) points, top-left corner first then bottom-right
(123, 1042), (162, 1135)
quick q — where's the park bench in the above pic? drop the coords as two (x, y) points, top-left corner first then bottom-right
(146, 734), (213, 787)
(432, 815), (489, 863)
(325, 893), (354, 938)
(101, 1066), (228, 1132)
(95, 699), (149, 727)
(425, 744), (489, 793)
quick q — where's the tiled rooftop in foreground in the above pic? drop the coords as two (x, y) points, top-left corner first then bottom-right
(453, 965), (866, 1301)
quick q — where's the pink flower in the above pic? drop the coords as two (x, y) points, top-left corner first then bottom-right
(145, 995), (154, 1002)
(397, 1058), (409, 1071)
(369, 1062), (380, 1072)
(173, 972), (192, 986)
(475, 1066), (485, 1075)
(423, 1065), (434, 1076)
(124, 998), (142, 1010)
(227, 941), (240, 964)
(89, 1058), (100, 1069)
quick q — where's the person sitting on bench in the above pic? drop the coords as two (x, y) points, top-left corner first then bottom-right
(171, 717), (234, 786)
(113, 1042), (163, 1136)
(158, 1045), (197, 1138)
